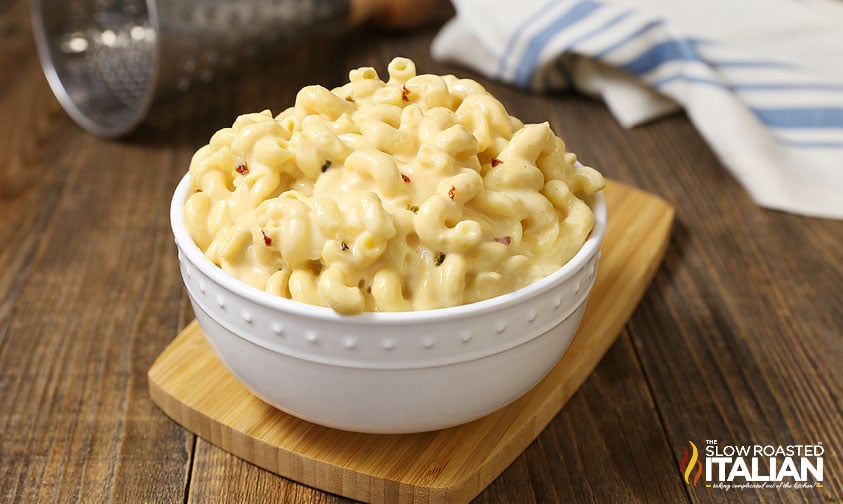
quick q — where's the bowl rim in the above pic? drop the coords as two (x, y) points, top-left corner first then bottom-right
(170, 171), (606, 324)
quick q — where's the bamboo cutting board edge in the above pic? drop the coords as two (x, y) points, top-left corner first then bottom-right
(148, 179), (674, 503)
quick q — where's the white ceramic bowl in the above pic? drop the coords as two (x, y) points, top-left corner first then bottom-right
(170, 173), (606, 433)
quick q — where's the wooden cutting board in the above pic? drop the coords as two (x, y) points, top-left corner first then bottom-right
(148, 179), (674, 503)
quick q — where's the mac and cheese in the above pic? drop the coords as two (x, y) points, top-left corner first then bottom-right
(184, 57), (604, 314)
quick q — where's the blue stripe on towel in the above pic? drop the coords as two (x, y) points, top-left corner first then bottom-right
(649, 70), (843, 94)
(566, 9), (634, 53)
(774, 137), (843, 149)
(710, 60), (795, 69)
(620, 38), (704, 75)
(732, 82), (843, 92)
(753, 107), (843, 128)
(637, 51), (843, 128)
(496, 0), (561, 78)
(647, 76), (843, 147)
(513, 1), (603, 87)
(593, 19), (664, 59)
(650, 75), (722, 88)
(538, 9), (634, 88)
(649, 75), (843, 92)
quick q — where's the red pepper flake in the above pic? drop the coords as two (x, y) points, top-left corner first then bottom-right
(401, 173), (411, 183)
(448, 185), (456, 200)
(261, 230), (272, 247)
(340, 241), (349, 251)
(434, 252), (446, 266)
(401, 85), (410, 102)
(235, 162), (249, 175)
(490, 158), (503, 167)
(494, 236), (512, 246)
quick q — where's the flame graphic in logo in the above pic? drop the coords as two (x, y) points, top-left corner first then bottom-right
(679, 441), (703, 487)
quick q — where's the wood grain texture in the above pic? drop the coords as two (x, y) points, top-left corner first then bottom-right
(148, 180), (674, 504)
(1, 0), (840, 502)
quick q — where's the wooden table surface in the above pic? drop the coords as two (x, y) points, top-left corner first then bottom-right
(1, 1), (840, 502)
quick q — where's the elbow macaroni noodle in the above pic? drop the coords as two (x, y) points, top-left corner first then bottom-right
(184, 58), (605, 314)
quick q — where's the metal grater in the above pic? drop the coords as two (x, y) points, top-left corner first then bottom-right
(32, 0), (351, 137)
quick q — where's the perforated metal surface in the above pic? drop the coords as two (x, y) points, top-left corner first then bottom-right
(32, 0), (350, 137)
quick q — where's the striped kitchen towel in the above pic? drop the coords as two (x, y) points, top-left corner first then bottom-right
(431, 0), (843, 219)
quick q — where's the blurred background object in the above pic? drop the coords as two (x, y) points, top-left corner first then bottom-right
(31, 0), (435, 138)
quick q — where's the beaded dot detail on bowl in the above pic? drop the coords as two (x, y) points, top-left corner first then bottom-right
(170, 164), (606, 432)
